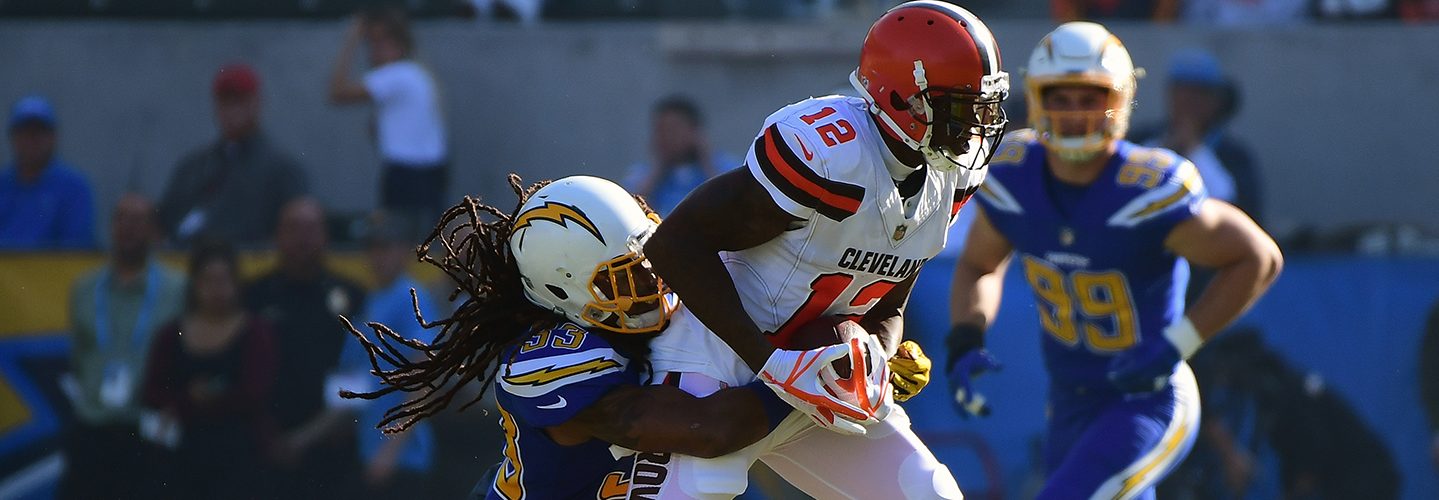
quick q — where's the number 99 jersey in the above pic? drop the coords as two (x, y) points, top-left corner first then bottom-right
(649, 95), (987, 386)
(975, 129), (1207, 391)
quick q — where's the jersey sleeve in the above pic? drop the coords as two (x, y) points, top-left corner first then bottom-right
(362, 64), (411, 105)
(745, 119), (865, 222)
(972, 131), (1033, 217)
(1107, 155), (1208, 231)
(495, 326), (635, 428)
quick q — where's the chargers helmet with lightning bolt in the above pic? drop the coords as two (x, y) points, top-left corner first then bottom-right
(510, 176), (674, 334)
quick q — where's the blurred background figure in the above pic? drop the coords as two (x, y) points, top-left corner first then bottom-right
(1168, 329), (1400, 499)
(0, 95), (95, 249)
(140, 240), (278, 500)
(158, 64), (310, 247)
(336, 210), (438, 499)
(60, 193), (184, 500)
(1422, 298), (1439, 476)
(1051, 0), (1180, 22)
(623, 95), (737, 217)
(329, 7), (448, 241)
(244, 197), (366, 498)
(1133, 48), (1264, 225)
(1179, 0), (1308, 25)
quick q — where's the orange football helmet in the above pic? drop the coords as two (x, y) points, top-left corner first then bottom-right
(850, 1), (1009, 171)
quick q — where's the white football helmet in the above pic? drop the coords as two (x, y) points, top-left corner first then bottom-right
(510, 176), (674, 334)
(1025, 22), (1142, 162)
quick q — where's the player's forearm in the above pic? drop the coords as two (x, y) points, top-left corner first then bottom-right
(580, 385), (770, 459)
(647, 234), (774, 371)
(860, 313), (903, 359)
(949, 261), (1006, 330)
(1419, 308), (1439, 431)
(1185, 245), (1282, 339)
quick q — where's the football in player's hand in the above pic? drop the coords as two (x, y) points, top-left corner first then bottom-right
(782, 316), (865, 377)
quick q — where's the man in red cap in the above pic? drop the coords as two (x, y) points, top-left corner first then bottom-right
(158, 63), (310, 247)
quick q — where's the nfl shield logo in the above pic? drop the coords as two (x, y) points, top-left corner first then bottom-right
(893, 224), (907, 241)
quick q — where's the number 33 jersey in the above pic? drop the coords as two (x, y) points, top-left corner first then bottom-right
(649, 95), (985, 386)
(976, 129), (1207, 389)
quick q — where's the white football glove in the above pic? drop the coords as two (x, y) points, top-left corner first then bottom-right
(759, 332), (893, 435)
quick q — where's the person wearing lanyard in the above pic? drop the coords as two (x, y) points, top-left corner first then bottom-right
(62, 194), (185, 499)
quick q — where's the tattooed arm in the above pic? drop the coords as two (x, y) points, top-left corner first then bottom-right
(546, 383), (779, 459)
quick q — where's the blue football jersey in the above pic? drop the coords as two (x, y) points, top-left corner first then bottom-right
(976, 130), (1207, 390)
(487, 322), (638, 500)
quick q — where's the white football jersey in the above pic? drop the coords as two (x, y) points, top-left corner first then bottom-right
(648, 95), (987, 385)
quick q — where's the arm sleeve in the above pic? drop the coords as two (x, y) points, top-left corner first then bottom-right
(140, 325), (180, 411)
(1420, 299), (1439, 431)
(59, 176), (96, 249)
(157, 155), (196, 239)
(1216, 138), (1263, 224)
(744, 120), (863, 222)
(495, 347), (634, 428)
(1108, 156), (1207, 232)
(362, 65), (408, 105)
(237, 321), (279, 413)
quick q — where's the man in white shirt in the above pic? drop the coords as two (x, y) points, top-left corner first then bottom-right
(329, 7), (448, 240)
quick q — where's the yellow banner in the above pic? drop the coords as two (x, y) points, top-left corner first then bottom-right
(0, 251), (443, 337)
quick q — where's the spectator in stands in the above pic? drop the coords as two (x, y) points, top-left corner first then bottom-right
(0, 95), (95, 249)
(623, 95), (737, 217)
(328, 7), (448, 240)
(1181, 0), (1308, 25)
(1421, 297), (1439, 472)
(61, 193), (185, 500)
(1400, 0), (1439, 20)
(1133, 49), (1264, 223)
(337, 211), (438, 499)
(1177, 329), (1399, 499)
(159, 64), (310, 247)
(1051, 0), (1180, 22)
(245, 197), (366, 498)
(141, 240), (279, 499)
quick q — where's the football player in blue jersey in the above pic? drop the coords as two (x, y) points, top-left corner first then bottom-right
(946, 22), (1283, 499)
(340, 174), (807, 500)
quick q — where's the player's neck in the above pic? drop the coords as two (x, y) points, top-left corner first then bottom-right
(874, 116), (925, 170)
(1045, 144), (1116, 186)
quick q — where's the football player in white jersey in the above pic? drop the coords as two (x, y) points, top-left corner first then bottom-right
(641, 2), (1010, 498)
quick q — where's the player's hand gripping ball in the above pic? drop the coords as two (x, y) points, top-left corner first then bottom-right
(762, 316), (894, 434)
(888, 340), (931, 403)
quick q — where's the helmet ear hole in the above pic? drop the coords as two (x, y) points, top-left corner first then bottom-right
(889, 91), (910, 111)
(545, 285), (569, 301)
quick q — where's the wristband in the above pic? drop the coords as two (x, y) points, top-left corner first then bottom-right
(1163, 316), (1204, 360)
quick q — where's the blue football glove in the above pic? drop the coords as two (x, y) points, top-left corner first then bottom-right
(1107, 318), (1203, 394)
(1106, 338), (1180, 394)
(946, 324), (1001, 418)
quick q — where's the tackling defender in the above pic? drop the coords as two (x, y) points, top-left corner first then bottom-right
(341, 175), (823, 499)
(642, 2), (1009, 497)
(946, 22), (1283, 499)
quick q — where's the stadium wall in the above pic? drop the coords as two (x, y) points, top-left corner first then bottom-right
(0, 20), (1437, 242)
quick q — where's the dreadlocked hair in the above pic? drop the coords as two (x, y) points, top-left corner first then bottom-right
(340, 174), (661, 434)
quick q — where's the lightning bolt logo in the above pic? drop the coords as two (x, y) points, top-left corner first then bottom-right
(502, 357), (623, 387)
(513, 201), (605, 244)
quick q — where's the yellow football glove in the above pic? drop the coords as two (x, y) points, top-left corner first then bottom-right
(889, 340), (932, 403)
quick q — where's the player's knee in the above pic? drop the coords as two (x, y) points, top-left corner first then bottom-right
(898, 449), (963, 499)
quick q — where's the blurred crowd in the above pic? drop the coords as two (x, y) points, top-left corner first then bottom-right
(1, 0), (1437, 22)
